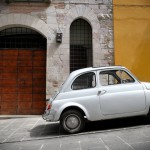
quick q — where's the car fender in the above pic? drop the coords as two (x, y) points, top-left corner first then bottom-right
(54, 102), (90, 121)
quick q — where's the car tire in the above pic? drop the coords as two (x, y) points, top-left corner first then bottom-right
(60, 110), (85, 134)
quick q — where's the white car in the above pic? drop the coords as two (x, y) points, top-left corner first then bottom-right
(43, 66), (150, 133)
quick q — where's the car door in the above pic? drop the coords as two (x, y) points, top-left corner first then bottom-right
(98, 69), (146, 116)
(62, 72), (100, 121)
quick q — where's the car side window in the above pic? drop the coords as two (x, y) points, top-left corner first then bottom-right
(99, 70), (134, 86)
(100, 71), (120, 86)
(72, 72), (96, 90)
(116, 70), (135, 84)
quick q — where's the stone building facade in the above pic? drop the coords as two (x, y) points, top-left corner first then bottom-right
(0, 0), (114, 114)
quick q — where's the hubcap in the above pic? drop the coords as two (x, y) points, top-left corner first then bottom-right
(66, 115), (79, 129)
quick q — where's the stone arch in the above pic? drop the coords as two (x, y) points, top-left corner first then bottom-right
(0, 13), (51, 40)
(0, 13), (52, 100)
(0, 13), (55, 94)
(64, 5), (102, 67)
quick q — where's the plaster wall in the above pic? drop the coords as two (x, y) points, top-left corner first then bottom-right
(114, 0), (150, 81)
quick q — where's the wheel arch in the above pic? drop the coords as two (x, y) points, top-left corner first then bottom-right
(57, 104), (89, 121)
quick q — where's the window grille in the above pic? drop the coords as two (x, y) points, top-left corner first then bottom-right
(0, 27), (46, 50)
(70, 19), (92, 72)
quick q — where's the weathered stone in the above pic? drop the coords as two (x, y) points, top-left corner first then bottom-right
(0, 0), (114, 96)
(108, 41), (114, 48)
(70, 0), (88, 4)
(95, 0), (103, 4)
(55, 2), (65, 9)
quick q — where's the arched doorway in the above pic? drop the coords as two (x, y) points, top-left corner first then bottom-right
(70, 18), (92, 72)
(0, 27), (46, 115)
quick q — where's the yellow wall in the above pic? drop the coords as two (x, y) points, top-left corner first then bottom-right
(114, 0), (150, 81)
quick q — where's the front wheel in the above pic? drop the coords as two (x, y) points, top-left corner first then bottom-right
(60, 110), (85, 134)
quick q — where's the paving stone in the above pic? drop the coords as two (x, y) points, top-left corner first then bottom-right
(80, 140), (105, 150)
(132, 142), (150, 150)
(118, 132), (150, 144)
(0, 144), (20, 150)
(0, 116), (150, 150)
(42, 143), (60, 150)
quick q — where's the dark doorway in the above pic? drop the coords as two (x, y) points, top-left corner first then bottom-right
(0, 27), (46, 115)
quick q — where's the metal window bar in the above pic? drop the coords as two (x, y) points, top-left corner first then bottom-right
(70, 19), (92, 72)
(0, 27), (46, 50)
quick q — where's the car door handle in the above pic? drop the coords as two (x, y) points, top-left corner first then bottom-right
(98, 90), (107, 95)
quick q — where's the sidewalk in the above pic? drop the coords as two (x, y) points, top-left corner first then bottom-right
(0, 116), (150, 150)
(0, 115), (60, 144)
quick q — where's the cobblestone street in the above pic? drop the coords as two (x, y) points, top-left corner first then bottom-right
(0, 116), (150, 150)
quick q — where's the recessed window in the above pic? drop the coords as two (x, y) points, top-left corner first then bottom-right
(70, 19), (92, 72)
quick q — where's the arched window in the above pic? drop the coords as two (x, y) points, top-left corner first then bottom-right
(0, 27), (46, 50)
(70, 18), (92, 72)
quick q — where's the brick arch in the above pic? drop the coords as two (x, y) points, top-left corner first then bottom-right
(64, 5), (102, 67)
(0, 13), (51, 39)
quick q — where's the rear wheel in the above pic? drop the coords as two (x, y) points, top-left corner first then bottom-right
(60, 110), (85, 134)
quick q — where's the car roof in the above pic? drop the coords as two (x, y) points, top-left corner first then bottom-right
(70, 66), (126, 77)
(61, 66), (126, 92)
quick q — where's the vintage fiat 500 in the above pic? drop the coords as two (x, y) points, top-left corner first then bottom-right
(43, 66), (150, 133)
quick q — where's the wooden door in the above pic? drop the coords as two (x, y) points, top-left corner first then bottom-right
(0, 49), (46, 115)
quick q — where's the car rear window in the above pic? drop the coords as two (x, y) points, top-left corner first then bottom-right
(71, 72), (96, 90)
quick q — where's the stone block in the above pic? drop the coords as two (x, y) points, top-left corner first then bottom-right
(0, 15), (7, 27)
(99, 5), (108, 10)
(95, 0), (103, 4)
(108, 41), (114, 49)
(69, 7), (77, 18)
(55, 2), (65, 9)
(83, 6), (92, 18)
(46, 5), (56, 13)
(7, 14), (14, 25)
(76, 5), (86, 17)
(70, 0), (88, 4)
(62, 36), (69, 44)
(47, 15), (57, 24)
(33, 21), (44, 33)
(103, 0), (112, 5)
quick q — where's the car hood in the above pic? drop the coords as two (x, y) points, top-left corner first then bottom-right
(141, 82), (150, 90)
